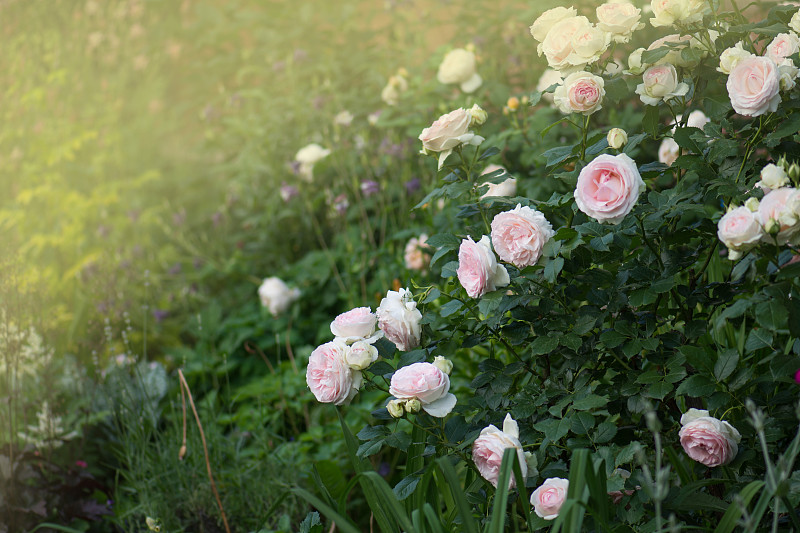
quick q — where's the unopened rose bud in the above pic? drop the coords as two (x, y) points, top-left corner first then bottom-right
(520, 95), (530, 106)
(469, 104), (488, 126)
(506, 96), (520, 111)
(607, 128), (628, 150)
(405, 398), (422, 413)
(503, 106), (510, 116)
(432, 355), (453, 375)
(765, 219), (781, 235)
(387, 399), (404, 418)
(790, 163), (800, 181)
(744, 197), (760, 212)
(397, 67), (409, 78)
(465, 43), (476, 53)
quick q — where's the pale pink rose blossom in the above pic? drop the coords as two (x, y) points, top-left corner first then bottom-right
(330, 306), (378, 342)
(574, 153), (645, 224)
(404, 234), (431, 271)
(377, 288), (422, 351)
(480, 165), (517, 198)
(472, 414), (527, 489)
(419, 108), (484, 169)
(306, 341), (361, 405)
(727, 56), (781, 117)
(758, 187), (800, 244)
(554, 71), (605, 115)
(717, 206), (763, 260)
(678, 409), (741, 467)
(389, 362), (456, 417)
(766, 32), (800, 65)
(491, 204), (555, 268)
(531, 478), (569, 520)
(636, 64), (688, 106)
(456, 235), (510, 298)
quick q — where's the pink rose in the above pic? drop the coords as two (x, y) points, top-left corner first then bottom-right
(472, 414), (527, 489)
(794, 368), (800, 384)
(531, 478), (569, 520)
(679, 409), (741, 467)
(491, 204), (555, 268)
(456, 235), (510, 298)
(727, 56), (781, 117)
(554, 71), (605, 115)
(419, 108), (484, 169)
(377, 288), (422, 351)
(717, 206), (763, 260)
(306, 341), (361, 405)
(574, 153), (645, 224)
(766, 32), (800, 65)
(404, 234), (431, 271)
(389, 362), (456, 417)
(759, 187), (800, 244)
(330, 306), (378, 341)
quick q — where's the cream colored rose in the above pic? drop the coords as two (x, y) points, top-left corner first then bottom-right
(419, 108), (484, 169)
(658, 137), (680, 166)
(596, 2), (644, 43)
(530, 6), (577, 51)
(404, 234), (431, 272)
(627, 47), (647, 75)
(607, 128), (628, 149)
(480, 165), (517, 198)
(650, 0), (708, 28)
(766, 32), (800, 65)
(778, 61), (800, 92)
(759, 187), (800, 243)
(718, 42), (754, 75)
(791, 10), (800, 34)
(541, 16), (610, 73)
(295, 143), (331, 181)
(437, 48), (482, 93)
(647, 34), (694, 67)
(554, 71), (605, 115)
(757, 163), (789, 191)
(636, 64), (689, 105)
(345, 340), (379, 371)
(381, 74), (408, 106)
(536, 68), (563, 103)
(469, 104), (488, 126)
(258, 277), (301, 316)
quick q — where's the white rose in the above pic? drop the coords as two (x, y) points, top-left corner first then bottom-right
(636, 64), (689, 105)
(530, 6), (577, 48)
(791, 10), (800, 34)
(607, 128), (628, 149)
(536, 68), (563, 103)
(596, 2), (644, 43)
(376, 288), (422, 352)
(627, 47), (647, 75)
(480, 164), (517, 198)
(650, 0), (708, 28)
(333, 110), (353, 127)
(345, 340), (379, 370)
(647, 34), (694, 67)
(432, 355), (453, 375)
(469, 103), (488, 126)
(658, 137), (680, 166)
(718, 42), (754, 75)
(778, 61), (800, 92)
(758, 163), (789, 191)
(554, 71), (605, 115)
(437, 48), (482, 93)
(541, 16), (610, 73)
(258, 277), (300, 316)
(684, 109), (710, 130)
(295, 143), (331, 181)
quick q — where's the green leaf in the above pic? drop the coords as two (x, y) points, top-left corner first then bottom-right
(530, 335), (559, 355)
(756, 299), (788, 331)
(299, 512), (323, 533)
(435, 457), (479, 533)
(572, 394), (609, 411)
(713, 481), (765, 533)
(676, 374), (717, 397)
(744, 328), (773, 352)
(714, 349), (739, 382)
(393, 475), (421, 501)
(544, 256), (564, 283)
(439, 299), (463, 318)
(425, 233), (461, 249)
